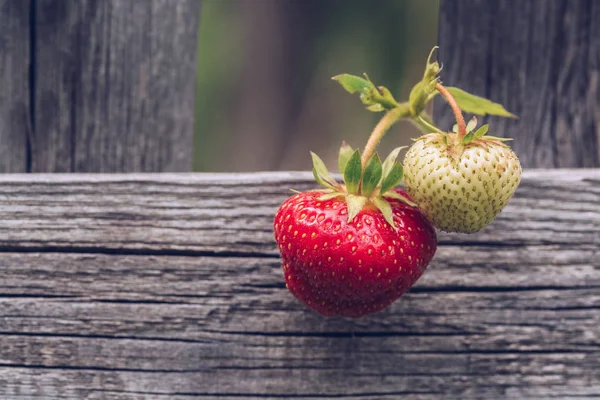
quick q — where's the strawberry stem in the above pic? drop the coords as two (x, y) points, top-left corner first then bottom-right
(361, 103), (410, 167)
(417, 115), (445, 135)
(436, 83), (466, 139)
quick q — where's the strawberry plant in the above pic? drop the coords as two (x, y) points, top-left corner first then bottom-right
(274, 47), (521, 317)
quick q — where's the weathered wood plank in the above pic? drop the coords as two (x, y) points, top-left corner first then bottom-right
(0, 0), (30, 172)
(3, 326), (597, 373)
(31, 0), (201, 172)
(0, 364), (597, 400)
(0, 170), (597, 254)
(0, 238), (598, 396)
(436, 0), (600, 168)
(0, 250), (598, 351)
(0, 171), (598, 398)
(1, 246), (597, 297)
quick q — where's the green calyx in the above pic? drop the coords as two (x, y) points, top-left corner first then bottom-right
(455, 117), (514, 146)
(311, 144), (416, 228)
(408, 117), (515, 163)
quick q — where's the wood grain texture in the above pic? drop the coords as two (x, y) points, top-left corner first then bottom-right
(31, 0), (201, 172)
(436, 0), (600, 168)
(0, 0), (31, 172)
(0, 252), (598, 398)
(0, 170), (597, 254)
(0, 171), (598, 398)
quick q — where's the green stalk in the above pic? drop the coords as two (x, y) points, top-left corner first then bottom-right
(361, 103), (411, 166)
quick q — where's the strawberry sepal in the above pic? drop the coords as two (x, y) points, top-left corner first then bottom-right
(307, 144), (417, 227)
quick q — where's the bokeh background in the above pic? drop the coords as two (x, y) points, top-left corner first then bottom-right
(194, 0), (439, 172)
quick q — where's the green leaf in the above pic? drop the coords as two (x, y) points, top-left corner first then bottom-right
(381, 146), (406, 179)
(462, 132), (475, 145)
(445, 87), (517, 118)
(462, 124), (489, 145)
(312, 168), (334, 190)
(311, 152), (338, 189)
(361, 154), (382, 197)
(380, 163), (404, 194)
(383, 191), (418, 207)
(372, 197), (395, 228)
(362, 73), (375, 86)
(337, 141), (354, 173)
(332, 74), (374, 95)
(473, 124), (489, 140)
(343, 150), (362, 195)
(346, 194), (367, 223)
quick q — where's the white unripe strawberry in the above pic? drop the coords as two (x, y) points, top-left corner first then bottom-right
(403, 126), (522, 233)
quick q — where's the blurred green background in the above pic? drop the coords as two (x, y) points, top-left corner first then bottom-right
(195, 0), (439, 172)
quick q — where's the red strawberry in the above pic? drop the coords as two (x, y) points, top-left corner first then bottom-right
(273, 143), (437, 318)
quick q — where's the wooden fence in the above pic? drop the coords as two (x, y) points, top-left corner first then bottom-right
(0, 0), (598, 398)
(0, 0), (201, 172)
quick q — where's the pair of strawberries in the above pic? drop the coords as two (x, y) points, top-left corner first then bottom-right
(274, 49), (522, 318)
